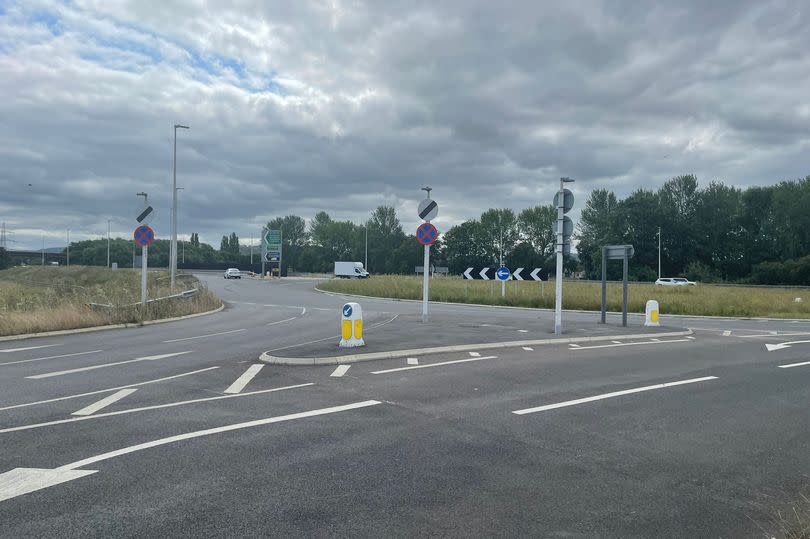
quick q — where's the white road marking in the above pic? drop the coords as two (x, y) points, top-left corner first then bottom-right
(612, 341), (622, 344)
(163, 329), (246, 343)
(26, 351), (193, 379)
(330, 365), (351, 377)
(224, 364), (264, 394)
(369, 314), (399, 329)
(568, 343), (581, 348)
(266, 315), (400, 354)
(407, 358), (419, 365)
(372, 356), (497, 375)
(739, 332), (810, 339)
(686, 336), (695, 340)
(569, 339), (691, 351)
(0, 400), (381, 503)
(722, 330), (732, 337)
(766, 339), (810, 352)
(512, 376), (718, 415)
(522, 347), (534, 351)
(0, 367), (219, 412)
(650, 338), (661, 342)
(0, 349), (102, 367)
(301, 307), (307, 316)
(0, 344), (60, 354)
(778, 360), (810, 369)
(71, 389), (138, 416)
(770, 330), (778, 335)
(0, 383), (316, 434)
(468, 352), (481, 357)
(266, 317), (298, 326)
(313, 307), (332, 311)
(517, 330), (529, 333)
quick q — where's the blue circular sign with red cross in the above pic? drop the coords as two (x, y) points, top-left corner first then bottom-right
(416, 223), (438, 246)
(133, 225), (155, 247)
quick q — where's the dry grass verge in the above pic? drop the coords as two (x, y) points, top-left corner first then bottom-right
(319, 275), (810, 318)
(0, 266), (221, 336)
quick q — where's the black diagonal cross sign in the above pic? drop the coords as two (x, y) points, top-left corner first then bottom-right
(136, 206), (153, 223)
(419, 200), (437, 220)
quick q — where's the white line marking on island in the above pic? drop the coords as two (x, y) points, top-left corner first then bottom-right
(224, 364), (264, 394)
(330, 365), (351, 377)
(372, 356), (497, 374)
(72, 389), (138, 416)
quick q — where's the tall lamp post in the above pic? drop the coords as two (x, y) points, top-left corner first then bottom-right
(656, 227), (662, 279)
(171, 124), (190, 289)
(107, 219), (111, 268)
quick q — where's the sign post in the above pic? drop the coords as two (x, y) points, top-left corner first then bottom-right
(264, 229), (282, 277)
(417, 188), (438, 323)
(496, 266), (510, 297)
(600, 245), (635, 326)
(554, 178), (575, 335)
(134, 224), (155, 306)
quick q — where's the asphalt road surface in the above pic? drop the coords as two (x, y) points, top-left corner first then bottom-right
(1, 274), (809, 537)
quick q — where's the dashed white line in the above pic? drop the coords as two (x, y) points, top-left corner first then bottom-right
(722, 330), (732, 337)
(330, 365), (351, 377)
(0, 383), (316, 434)
(71, 389), (138, 416)
(224, 364), (264, 394)
(372, 356), (497, 375)
(468, 352), (481, 357)
(778, 360), (810, 369)
(163, 329), (246, 343)
(0, 344), (60, 354)
(407, 358), (419, 365)
(611, 341), (622, 344)
(0, 367), (220, 412)
(0, 349), (102, 367)
(569, 339), (691, 351)
(266, 317), (298, 326)
(522, 347), (534, 351)
(517, 330), (529, 333)
(568, 343), (581, 348)
(512, 376), (718, 415)
(26, 351), (193, 379)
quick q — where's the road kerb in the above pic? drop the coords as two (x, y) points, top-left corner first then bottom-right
(259, 329), (694, 366)
(0, 303), (225, 343)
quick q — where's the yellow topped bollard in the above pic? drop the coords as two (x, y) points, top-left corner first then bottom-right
(339, 302), (365, 348)
(644, 299), (660, 327)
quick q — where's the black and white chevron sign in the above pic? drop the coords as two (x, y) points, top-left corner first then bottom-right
(463, 267), (548, 281)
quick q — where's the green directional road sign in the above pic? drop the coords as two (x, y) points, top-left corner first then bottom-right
(264, 230), (282, 250)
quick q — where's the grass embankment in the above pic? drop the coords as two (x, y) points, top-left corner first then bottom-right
(319, 275), (810, 318)
(0, 266), (221, 336)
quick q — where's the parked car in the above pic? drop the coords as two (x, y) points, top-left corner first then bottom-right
(224, 268), (242, 279)
(655, 277), (696, 286)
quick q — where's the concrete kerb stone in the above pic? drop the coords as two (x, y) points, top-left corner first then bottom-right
(259, 329), (694, 366)
(0, 302), (225, 343)
(312, 284), (810, 323)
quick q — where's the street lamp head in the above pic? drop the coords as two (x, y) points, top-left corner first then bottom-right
(174, 124), (190, 129)
(561, 177), (575, 183)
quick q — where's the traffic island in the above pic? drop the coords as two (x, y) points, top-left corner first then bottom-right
(259, 311), (691, 365)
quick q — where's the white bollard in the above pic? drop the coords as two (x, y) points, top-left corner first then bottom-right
(339, 302), (365, 348)
(644, 299), (660, 327)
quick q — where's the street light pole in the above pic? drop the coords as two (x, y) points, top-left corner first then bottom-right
(554, 177), (575, 335)
(41, 234), (45, 265)
(364, 224), (368, 271)
(66, 229), (70, 267)
(171, 124), (189, 289)
(107, 220), (111, 268)
(657, 227), (662, 279)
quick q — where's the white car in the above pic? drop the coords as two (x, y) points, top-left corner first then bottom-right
(223, 268), (241, 279)
(655, 277), (696, 286)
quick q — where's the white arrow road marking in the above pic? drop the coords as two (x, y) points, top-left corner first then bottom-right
(530, 268), (542, 280)
(778, 360), (810, 369)
(26, 351), (193, 379)
(0, 349), (102, 367)
(513, 267), (524, 280)
(0, 344), (60, 354)
(71, 389), (138, 416)
(163, 328), (246, 343)
(512, 376), (718, 415)
(765, 339), (810, 351)
(372, 356), (497, 374)
(330, 365), (351, 377)
(463, 268), (474, 279)
(0, 367), (219, 412)
(0, 383), (315, 435)
(224, 364), (264, 394)
(0, 400), (381, 503)
(479, 267), (490, 280)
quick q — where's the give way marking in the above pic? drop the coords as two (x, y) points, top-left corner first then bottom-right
(26, 351), (192, 379)
(0, 400), (381, 503)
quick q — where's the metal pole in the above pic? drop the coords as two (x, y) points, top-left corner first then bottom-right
(107, 220), (111, 268)
(141, 244), (148, 306)
(601, 246), (607, 324)
(622, 251), (629, 327)
(364, 225), (368, 271)
(554, 179), (564, 334)
(500, 227), (505, 298)
(279, 229), (283, 277)
(66, 229), (70, 267)
(657, 227), (661, 279)
(421, 244), (430, 322)
(261, 227), (266, 277)
(171, 124), (189, 289)
(41, 234), (45, 265)
(250, 233), (253, 265)
(182, 239), (185, 264)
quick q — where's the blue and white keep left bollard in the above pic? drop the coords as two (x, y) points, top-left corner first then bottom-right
(339, 302), (365, 347)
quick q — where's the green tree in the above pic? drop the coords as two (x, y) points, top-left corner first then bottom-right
(366, 205), (406, 273)
(0, 247), (10, 270)
(478, 208), (519, 265)
(444, 220), (488, 274)
(575, 189), (619, 278)
(518, 205), (556, 259)
(267, 215), (308, 270)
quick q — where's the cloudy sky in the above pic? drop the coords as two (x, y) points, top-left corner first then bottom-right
(1, 0), (808, 250)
